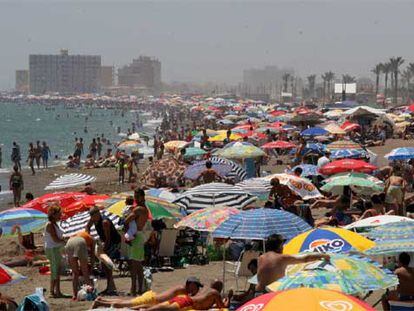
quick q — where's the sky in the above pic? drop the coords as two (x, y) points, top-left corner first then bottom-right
(0, 0), (413, 89)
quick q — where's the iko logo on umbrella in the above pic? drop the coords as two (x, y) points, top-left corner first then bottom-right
(320, 300), (353, 311)
(306, 239), (345, 253)
(238, 303), (265, 311)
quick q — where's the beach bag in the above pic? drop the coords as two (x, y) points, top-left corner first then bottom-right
(143, 267), (152, 291)
(17, 294), (48, 311)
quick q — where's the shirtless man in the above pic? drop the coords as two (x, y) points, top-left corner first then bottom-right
(142, 280), (228, 311)
(91, 277), (202, 309)
(384, 172), (407, 215)
(125, 188), (150, 295)
(268, 177), (299, 209)
(196, 161), (222, 184)
(382, 252), (414, 311)
(256, 234), (330, 292)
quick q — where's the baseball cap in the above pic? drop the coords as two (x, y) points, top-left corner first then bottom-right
(186, 277), (203, 288)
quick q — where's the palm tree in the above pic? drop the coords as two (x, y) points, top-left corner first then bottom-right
(371, 63), (383, 96)
(389, 57), (405, 104)
(282, 73), (290, 93)
(307, 75), (316, 98)
(401, 69), (412, 103)
(321, 73), (328, 101)
(342, 74), (356, 83)
(324, 71), (335, 100)
(382, 62), (392, 100)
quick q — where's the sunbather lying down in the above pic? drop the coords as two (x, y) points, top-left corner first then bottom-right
(92, 278), (228, 311)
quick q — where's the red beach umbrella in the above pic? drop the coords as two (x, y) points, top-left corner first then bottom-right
(261, 141), (297, 149)
(319, 159), (377, 175)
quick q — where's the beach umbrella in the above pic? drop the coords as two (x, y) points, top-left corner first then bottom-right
(236, 288), (375, 311)
(288, 164), (321, 177)
(0, 207), (47, 236)
(344, 215), (414, 230)
(235, 178), (272, 201)
(324, 123), (346, 135)
(146, 188), (178, 202)
(384, 147), (414, 160)
(212, 208), (311, 240)
(173, 183), (257, 214)
(59, 210), (121, 239)
(365, 238), (414, 256)
(164, 140), (189, 152)
(303, 142), (326, 155)
(267, 253), (398, 295)
(61, 194), (110, 219)
(262, 173), (322, 200)
(140, 156), (186, 188)
(0, 263), (27, 286)
(22, 192), (88, 213)
(174, 207), (240, 232)
(341, 121), (361, 132)
(209, 132), (242, 142)
(330, 149), (367, 159)
(117, 140), (142, 151)
(327, 140), (361, 151)
(261, 141), (296, 149)
(44, 174), (96, 190)
(183, 147), (206, 158)
(319, 159), (377, 175)
(128, 133), (140, 140)
(214, 141), (266, 159)
(184, 161), (232, 180)
(210, 156), (247, 182)
(300, 127), (329, 137)
(217, 119), (234, 125)
(321, 172), (384, 194)
(283, 227), (375, 254)
(364, 221), (414, 240)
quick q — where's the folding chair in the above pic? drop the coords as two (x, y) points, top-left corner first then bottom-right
(158, 229), (178, 266)
(226, 250), (260, 291)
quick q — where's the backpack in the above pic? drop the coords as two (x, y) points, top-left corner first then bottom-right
(17, 294), (48, 311)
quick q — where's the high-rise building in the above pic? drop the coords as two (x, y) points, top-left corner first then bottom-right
(100, 66), (114, 88)
(29, 49), (101, 94)
(15, 70), (29, 93)
(118, 56), (161, 93)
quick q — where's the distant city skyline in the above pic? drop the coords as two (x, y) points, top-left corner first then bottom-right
(1, 1), (414, 90)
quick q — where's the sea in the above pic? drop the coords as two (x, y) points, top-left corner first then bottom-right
(0, 102), (160, 196)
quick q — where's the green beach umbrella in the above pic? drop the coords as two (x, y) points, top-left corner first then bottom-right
(321, 172), (384, 194)
(184, 147), (207, 158)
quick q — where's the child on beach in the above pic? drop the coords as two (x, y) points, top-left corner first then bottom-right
(121, 196), (137, 245)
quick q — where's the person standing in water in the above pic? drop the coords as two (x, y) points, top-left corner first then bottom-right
(34, 141), (42, 170)
(11, 142), (21, 171)
(97, 137), (103, 158)
(42, 141), (51, 168)
(27, 143), (36, 175)
(74, 138), (84, 159)
(89, 139), (98, 160)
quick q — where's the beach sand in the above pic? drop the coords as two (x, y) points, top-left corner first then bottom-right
(1, 139), (412, 310)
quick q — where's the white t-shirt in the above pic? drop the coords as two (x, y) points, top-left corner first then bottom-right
(317, 156), (330, 168)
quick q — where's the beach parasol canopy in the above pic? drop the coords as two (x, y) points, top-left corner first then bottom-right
(344, 215), (414, 230)
(262, 173), (322, 200)
(324, 123), (346, 135)
(45, 174), (96, 190)
(300, 127), (329, 137)
(283, 227), (375, 254)
(184, 161), (233, 181)
(212, 208), (311, 240)
(210, 156), (247, 182)
(58, 210), (121, 239)
(209, 132), (242, 142)
(266, 253), (398, 295)
(0, 263), (27, 286)
(140, 156), (186, 188)
(261, 141), (296, 149)
(174, 207), (240, 232)
(214, 141), (266, 159)
(364, 221), (414, 240)
(319, 159), (377, 175)
(341, 121), (361, 132)
(173, 183), (257, 214)
(326, 140), (361, 151)
(321, 172), (384, 194)
(365, 238), (414, 256)
(236, 288), (375, 311)
(22, 192), (88, 212)
(330, 149), (368, 159)
(288, 164), (321, 177)
(384, 147), (414, 160)
(61, 194), (110, 219)
(117, 140), (142, 151)
(127, 133), (140, 140)
(235, 178), (272, 200)
(183, 147), (206, 158)
(164, 140), (189, 153)
(0, 207), (47, 236)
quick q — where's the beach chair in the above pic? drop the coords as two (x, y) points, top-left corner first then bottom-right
(157, 229), (178, 266)
(389, 300), (414, 311)
(225, 250), (260, 291)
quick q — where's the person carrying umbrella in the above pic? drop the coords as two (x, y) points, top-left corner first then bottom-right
(256, 234), (330, 293)
(87, 206), (121, 295)
(196, 161), (223, 184)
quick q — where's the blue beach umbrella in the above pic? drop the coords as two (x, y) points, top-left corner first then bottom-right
(330, 149), (367, 159)
(212, 208), (311, 240)
(289, 164), (321, 177)
(301, 127), (329, 137)
(0, 207), (48, 236)
(364, 221), (414, 240)
(184, 161), (233, 180)
(384, 147), (414, 160)
(365, 238), (414, 256)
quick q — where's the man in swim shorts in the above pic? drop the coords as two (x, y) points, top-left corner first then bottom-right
(91, 277), (202, 309)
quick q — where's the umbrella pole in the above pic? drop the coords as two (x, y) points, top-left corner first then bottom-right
(222, 242), (226, 292)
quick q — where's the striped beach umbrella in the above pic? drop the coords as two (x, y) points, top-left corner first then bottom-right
(365, 238), (414, 256)
(384, 147), (414, 160)
(0, 208), (47, 235)
(212, 208), (311, 240)
(173, 183), (257, 214)
(237, 288), (375, 311)
(327, 140), (361, 151)
(210, 156), (247, 181)
(364, 221), (414, 240)
(58, 210), (121, 239)
(45, 173), (96, 190)
(184, 161), (233, 180)
(0, 263), (27, 286)
(214, 142), (265, 159)
(345, 215), (414, 230)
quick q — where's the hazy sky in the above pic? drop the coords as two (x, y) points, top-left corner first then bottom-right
(1, 0), (413, 89)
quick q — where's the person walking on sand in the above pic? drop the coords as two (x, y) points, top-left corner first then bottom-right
(41, 141), (51, 168)
(11, 142), (21, 171)
(27, 143), (36, 175)
(9, 165), (23, 207)
(124, 188), (149, 295)
(44, 206), (67, 298)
